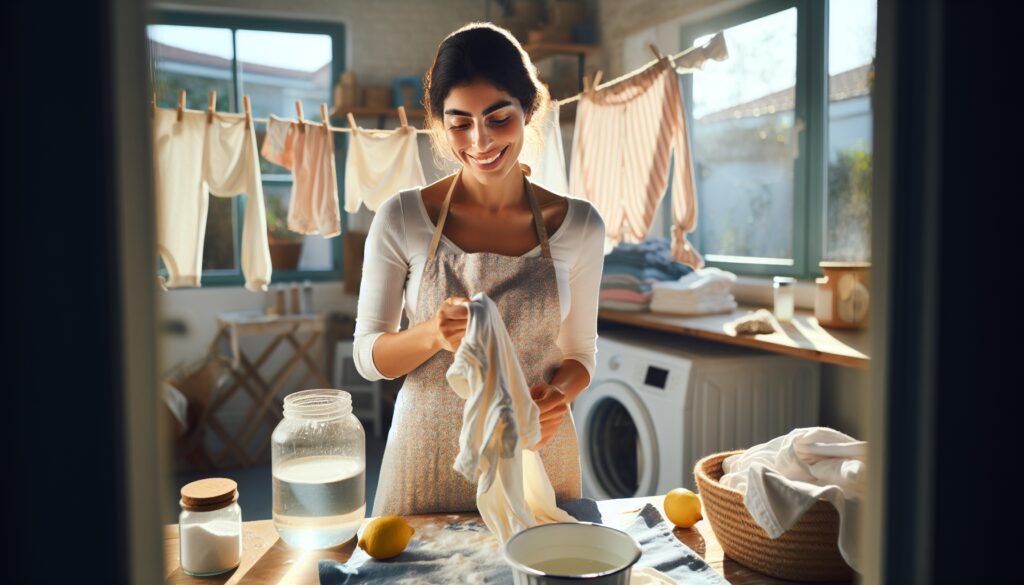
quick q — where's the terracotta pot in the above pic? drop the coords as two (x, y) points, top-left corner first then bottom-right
(815, 261), (870, 329)
(269, 238), (303, 270)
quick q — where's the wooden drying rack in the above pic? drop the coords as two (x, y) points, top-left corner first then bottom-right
(152, 89), (433, 134)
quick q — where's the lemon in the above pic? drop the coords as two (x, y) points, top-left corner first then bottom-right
(664, 488), (702, 529)
(357, 515), (415, 560)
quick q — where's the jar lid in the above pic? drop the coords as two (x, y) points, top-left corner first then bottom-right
(773, 276), (796, 286)
(180, 478), (238, 512)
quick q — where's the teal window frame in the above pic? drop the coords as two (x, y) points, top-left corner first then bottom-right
(152, 10), (348, 287)
(679, 0), (830, 278)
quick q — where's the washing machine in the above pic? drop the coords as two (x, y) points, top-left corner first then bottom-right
(573, 327), (820, 498)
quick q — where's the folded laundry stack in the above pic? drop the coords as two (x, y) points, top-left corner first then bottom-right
(600, 239), (693, 312)
(650, 267), (738, 315)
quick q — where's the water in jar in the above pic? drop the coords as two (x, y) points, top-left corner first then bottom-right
(272, 455), (365, 549)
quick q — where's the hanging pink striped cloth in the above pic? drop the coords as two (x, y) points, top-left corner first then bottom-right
(569, 59), (703, 268)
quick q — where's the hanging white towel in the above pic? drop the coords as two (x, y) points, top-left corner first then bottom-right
(520, 103), (569, 194)
(260, 113), (294, 168)
(446, 292), (576, 544)
(344, 125), (425, 213)
(152, 108), (272, 291)
(720, 427), (866, 571)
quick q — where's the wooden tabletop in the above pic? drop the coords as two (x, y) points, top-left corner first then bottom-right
(164, 496), (798, 584)
(598, 305), (869, 368)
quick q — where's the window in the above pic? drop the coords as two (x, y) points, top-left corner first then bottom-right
(148, 13), (346, 285)
(680, 0), (876, 276)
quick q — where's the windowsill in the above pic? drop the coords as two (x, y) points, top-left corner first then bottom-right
(732, 275), (818, 310)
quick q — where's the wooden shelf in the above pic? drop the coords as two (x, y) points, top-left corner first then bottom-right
(329, 105), (425, 119)
(598, 305), (869, 368)
(524, 42), (596, 62)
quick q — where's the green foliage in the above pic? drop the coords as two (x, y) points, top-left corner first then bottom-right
(266, 196), (302, 241)
(826, 147), (872, 261)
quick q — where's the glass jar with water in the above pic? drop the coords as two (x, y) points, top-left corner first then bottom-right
(272, 389), (365, 549)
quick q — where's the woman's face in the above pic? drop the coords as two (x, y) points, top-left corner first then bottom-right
(442, 79), (529, 185)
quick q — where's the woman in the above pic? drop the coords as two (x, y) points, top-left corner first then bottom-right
(353, 22), (606, 516)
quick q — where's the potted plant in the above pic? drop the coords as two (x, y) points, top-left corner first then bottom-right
(266, 197), (304, 270)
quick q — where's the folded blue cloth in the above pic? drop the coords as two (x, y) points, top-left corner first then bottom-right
(318, 499), (727, 584)
(604, 238), (695, 281)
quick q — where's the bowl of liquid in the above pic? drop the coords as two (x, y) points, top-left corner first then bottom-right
(503, 522), (642, 584)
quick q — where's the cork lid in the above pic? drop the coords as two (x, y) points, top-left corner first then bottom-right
(180, 478), (238, 512)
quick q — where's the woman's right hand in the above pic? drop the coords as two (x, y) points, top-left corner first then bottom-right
(433, 296), (471, 352)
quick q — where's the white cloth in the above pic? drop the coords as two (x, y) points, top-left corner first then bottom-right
(720, 427), (866, 571)
(261, 114), (293, 168)
(152, 108), (272, 291)
(353, 188), (606, 382)
(446, 292), (576, 544)
(520, 103), (569, 194)
(344, 125), (426, 213)
(650, 267), (737, 315)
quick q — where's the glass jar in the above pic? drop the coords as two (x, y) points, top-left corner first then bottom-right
(271, 389), (366, 549)
(773, 276), (796, 322)
(178, 478), (242, 577)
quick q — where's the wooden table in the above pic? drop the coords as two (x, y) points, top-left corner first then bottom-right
(164, 497), (797, 584)
(189, 311), (332, 467)
(599, 305), (869, 368)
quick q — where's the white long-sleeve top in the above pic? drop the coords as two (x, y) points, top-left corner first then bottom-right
(353, 187), (606, 382)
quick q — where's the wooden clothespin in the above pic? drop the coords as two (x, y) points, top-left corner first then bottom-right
(295, 100), (305, 132)
(177, 89), (186, 122)
(347, 112), (357, 132)
(588, 70), (603, 97)
(243, 96), (252, 130)
(207, 90), (216, 124)
(320, 103), (331, 132)
(582, 75), (591, 94)
(397, 105), (409, 129)
(649, 43), (664, 61)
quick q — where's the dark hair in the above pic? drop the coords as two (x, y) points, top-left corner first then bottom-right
(423, 22), (549, 132)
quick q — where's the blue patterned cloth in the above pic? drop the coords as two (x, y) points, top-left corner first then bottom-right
(318, 499), (727, 584)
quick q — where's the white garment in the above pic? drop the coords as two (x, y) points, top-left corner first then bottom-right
(650, 267), (737, 315)
(446, 293), (576, 544)
(720, 427), (866, 571)
(152, 108), (272, 291)
(520, 103), (569, 194)
(344, 125), (425, 213)
(353, 188), (606, 382)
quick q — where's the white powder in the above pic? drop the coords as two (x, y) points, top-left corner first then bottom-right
(180, 519), (242, 575)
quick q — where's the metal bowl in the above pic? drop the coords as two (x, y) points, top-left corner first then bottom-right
(503, 522), (642, 584)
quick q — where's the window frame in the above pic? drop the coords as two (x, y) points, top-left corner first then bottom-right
(151, 10), (348, 287)
(678, 0), (832, 278)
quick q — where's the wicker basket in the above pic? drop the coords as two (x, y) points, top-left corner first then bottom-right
(694, 451), (854, 582)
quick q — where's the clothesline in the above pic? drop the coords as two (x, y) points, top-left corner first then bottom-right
(153, 91), (433, 134)
(555, 31), (728, 106)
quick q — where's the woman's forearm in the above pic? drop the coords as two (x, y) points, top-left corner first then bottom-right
(548, 358), (592, 403)
(371, 316), (443, 379)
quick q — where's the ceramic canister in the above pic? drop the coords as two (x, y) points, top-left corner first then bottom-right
(815, 261), (871, 329)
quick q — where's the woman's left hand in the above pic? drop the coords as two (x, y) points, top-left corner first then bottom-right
(530, 382), (569, 450)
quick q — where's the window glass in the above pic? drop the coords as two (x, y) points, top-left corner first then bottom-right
(826, 0), (876, 261)
(690, 8), (799, 264)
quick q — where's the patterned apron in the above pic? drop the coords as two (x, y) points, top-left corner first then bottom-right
(372, 169), (582, 516)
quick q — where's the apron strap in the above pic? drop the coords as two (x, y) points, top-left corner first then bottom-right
(523, 174), (552, 259)
(427, 168), (461, 261)
(426, 167), (553, 260)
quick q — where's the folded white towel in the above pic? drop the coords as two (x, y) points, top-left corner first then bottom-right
(719, 427), (865, 571)
(650, 294), (737, 316)
(654, 267), (737, 292)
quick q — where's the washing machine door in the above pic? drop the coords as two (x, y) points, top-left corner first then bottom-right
(573, 379), (659, 500)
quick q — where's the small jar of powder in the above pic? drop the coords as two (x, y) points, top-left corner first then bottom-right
(179, 478), (242, 577)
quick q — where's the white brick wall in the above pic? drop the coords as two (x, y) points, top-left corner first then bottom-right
(157, 0), (487, 86)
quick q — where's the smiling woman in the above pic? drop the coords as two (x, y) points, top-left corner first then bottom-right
(352, 22), (607, 519)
